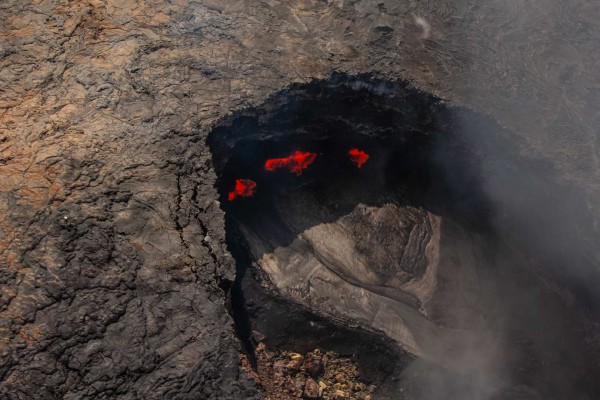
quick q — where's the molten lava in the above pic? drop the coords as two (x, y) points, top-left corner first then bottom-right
(228, 179), (257, 201)
(348, 148), (369, 168)
(265, 151), (317, 175)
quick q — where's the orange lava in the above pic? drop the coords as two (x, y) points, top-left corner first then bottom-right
(228, 179), (257, 201)
(348, 148), (369, 168)
(265, 151), (317, 175)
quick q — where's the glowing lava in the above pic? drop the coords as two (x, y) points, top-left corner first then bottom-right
(265, 151), (317, 175)
(348, 148), (369, 168)
(228, 179), (257, 201)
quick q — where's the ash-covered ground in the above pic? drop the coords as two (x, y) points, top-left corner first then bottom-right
(1, 1), (599, 399)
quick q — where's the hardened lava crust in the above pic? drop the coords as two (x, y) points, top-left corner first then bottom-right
(1, 1), (600, 399)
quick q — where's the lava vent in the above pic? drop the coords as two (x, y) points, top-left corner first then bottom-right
(207, 74), (600, 400)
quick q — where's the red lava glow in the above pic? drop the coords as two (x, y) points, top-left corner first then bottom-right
(265, 151), (317, 175)
(228, 179), (257, 201)
(348, 148), (369, 168)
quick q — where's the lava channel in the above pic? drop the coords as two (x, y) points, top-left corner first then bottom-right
(265, 151), (317, 175)
(228, 179), (257, 201)
(348, 148), (369, 168)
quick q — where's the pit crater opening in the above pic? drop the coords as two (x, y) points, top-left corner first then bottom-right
(207, 73), (600, 399)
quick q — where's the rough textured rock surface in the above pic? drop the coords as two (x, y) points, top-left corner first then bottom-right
(1, 0), (600, 399)
(242, 345), (376, 400)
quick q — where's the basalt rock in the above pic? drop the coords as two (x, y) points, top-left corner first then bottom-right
(1, 1), (600, 399)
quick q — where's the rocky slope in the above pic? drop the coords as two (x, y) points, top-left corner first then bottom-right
(1, 1), (600, 399)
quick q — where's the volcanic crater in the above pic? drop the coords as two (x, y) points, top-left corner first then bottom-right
(208, 74), (600, 399)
